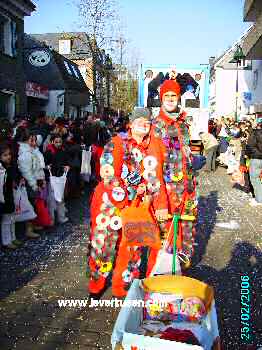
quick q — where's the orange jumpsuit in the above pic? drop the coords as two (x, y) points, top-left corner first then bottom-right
(153, 109), (197, 258)
(88, 131), (168, 296)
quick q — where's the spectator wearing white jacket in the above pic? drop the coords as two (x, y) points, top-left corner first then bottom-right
(16, 128), (45, 238)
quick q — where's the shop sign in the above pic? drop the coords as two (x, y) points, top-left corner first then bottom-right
(26, 82), (49, 99)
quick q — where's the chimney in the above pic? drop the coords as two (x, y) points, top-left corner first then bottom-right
(209, 56), (216, 66)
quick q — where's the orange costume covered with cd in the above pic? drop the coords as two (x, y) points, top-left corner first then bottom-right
(88, 108), (168, 296)
(153, 79), (197, 263)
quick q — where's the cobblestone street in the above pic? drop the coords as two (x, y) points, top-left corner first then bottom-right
(0, 169), (262, 350)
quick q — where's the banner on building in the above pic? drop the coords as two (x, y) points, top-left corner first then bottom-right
(138, 64), (210, 109)
(26, 82), (49, 99)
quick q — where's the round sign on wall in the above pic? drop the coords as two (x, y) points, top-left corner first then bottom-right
(28, 50), (51, 67)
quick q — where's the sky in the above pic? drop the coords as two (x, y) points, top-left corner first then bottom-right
(25, 0), (251, 65)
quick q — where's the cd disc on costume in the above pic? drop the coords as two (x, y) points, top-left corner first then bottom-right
(100, 152), (113, 165)
(110, 216), (122, 230)
(147, 181), (160, 193)
(104, 207), (115, 216)
(92, 238), (103, 250)
(96, 233), (105, 245)
(96, 213), (110, 229)
(143, 169), (156, 181)
(143, 156), (157, 170)
(122, 269), (132, 283)
(121, 164), (129, 179)
(102, 192), (110, 203)
(100, 164), (114, 179)
(112, 186), (126, 202)
(131, 148), (143, 163)
(127, 186), (136, 200)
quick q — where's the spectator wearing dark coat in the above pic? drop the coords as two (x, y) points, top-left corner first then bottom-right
(246, 122), (262, 206)
(0, 143), (23, 249)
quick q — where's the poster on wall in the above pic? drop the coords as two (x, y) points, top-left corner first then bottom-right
(138, 64), (210, 111)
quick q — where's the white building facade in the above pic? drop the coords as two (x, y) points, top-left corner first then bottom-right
(209, 27), (262, 120)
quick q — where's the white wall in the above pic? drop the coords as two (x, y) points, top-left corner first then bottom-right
(45, 90), (65, 117)
(212, 60), (262, 117)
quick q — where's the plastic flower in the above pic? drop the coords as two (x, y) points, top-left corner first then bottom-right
(172, 172), (183, 182)
(99, 261), (113, 273)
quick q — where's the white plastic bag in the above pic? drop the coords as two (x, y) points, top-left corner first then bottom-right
(49, 169), (68, 203)
(0, 165), (6, 203)
(81, 148), (92, 178)
(13, 185), (37, 222)
(150, 216), (181, 276)
(150, 250), (181, 276)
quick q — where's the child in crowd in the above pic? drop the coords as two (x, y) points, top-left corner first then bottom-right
(45, 134), (69, 224)
(0, 143), (23, 249)
(16, 128), (46, 238)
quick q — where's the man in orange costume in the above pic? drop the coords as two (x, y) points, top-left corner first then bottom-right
(88, 108), (168, 297)
(153, 79), (197, 266)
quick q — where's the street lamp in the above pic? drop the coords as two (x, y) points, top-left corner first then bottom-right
(229, 45), (245, 121)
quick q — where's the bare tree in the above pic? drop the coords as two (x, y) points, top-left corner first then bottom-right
(74, 0), (119, 113)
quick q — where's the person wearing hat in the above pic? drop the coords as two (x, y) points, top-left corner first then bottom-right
(87, 107), (168, 297)
(152, 80), (197, 268)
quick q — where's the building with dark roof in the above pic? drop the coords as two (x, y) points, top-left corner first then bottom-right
(24, 34), (90, 118)
(0, 0), (36, 120)
(29, 32), (114, 114)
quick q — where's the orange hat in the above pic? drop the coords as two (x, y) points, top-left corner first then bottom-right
(160, 80), (181, 101)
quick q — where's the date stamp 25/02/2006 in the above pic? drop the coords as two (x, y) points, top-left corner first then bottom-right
(240, 275), (252, 343)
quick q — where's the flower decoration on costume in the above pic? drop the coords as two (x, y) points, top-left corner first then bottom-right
(99, 261), (113, 274)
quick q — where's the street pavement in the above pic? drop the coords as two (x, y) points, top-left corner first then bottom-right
(0, 168), (261, 350)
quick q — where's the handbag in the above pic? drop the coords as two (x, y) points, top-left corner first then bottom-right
(13, 185), (37, 222)
(49, 168), (68, 203)
(33, 198), (52, 227)
(120, 197), (161, 249)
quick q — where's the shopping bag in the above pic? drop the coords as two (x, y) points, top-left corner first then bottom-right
(150, 249), (181, 276)
(33, 198), (52, 227)
(0, 165), (6, 203)
(49, 169), (68, 203)
(150, 214), (181, 276)
(13, 185), (37, 222)
(81, 148), (92, 177)
(121, 198), (161, 249)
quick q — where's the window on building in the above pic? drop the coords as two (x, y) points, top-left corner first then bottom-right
(239, 59), (252, 69)
(64, 61), (73, 75)
(59, 39), (71, 55)
(253, 69), (258, 90)
(0, 92), (15, 120)
(0, 15), (17, 57)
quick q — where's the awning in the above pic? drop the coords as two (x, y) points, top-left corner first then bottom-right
(242, 13), (262, 59)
